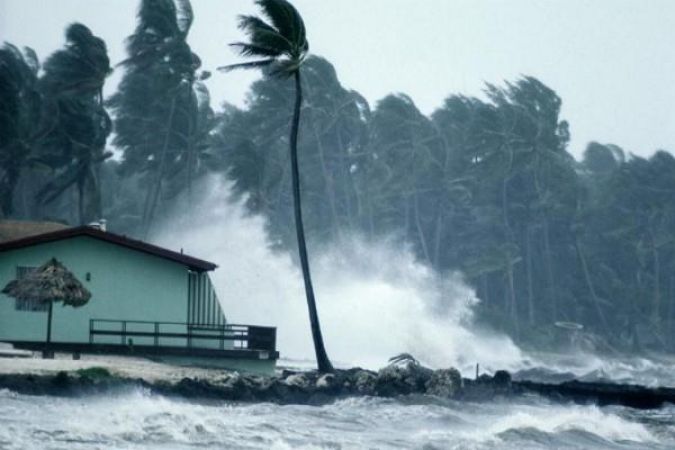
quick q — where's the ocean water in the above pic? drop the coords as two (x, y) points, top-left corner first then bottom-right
(1, 386), (674, 450)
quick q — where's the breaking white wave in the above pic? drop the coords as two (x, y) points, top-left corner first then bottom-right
(0, 389), (668, 450)
(482, 404), (655, 443)
(154, 176), (675, 390)
(514, 351), (675, 387)
(155, 177), (524, 372)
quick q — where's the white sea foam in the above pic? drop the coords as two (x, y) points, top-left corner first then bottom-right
(155, 177), (524, 372)
(0, 389), (664, 450)
(484, 404), (656, 443)
(519, 351), (675, 387)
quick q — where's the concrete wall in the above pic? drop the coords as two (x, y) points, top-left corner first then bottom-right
(0, 236), (190, 344)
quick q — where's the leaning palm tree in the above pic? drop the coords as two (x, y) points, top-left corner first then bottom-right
(219, 0), (333, 372)
(36, 23), (113, 225)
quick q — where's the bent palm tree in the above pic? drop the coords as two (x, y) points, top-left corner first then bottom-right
(219, 0), (333, 372)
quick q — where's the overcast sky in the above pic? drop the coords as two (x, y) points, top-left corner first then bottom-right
(2, 0), (674, 159)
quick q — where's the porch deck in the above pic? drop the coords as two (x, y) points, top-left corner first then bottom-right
(9, 319), (278, 368)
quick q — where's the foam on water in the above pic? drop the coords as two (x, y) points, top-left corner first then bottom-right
(484, 404), (655, 443)
(156, 177), (524, 372)
(515, 351), (675, 387)
(0, 389), (668, 450)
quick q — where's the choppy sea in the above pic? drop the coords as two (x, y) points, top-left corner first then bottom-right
(2, 354), (675, 450)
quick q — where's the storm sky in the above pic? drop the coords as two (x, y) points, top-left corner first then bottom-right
(2, 0), (674, 158)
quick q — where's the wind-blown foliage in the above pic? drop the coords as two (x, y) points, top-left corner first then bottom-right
(219, 0), (308, 77)
(0, 44), (41, 217)
(108, 0), (209, 237)
(35, 23), (113, 225)
(4, 2), (675, 355)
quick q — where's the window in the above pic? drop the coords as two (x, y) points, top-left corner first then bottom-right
(14, 266), (48, 312)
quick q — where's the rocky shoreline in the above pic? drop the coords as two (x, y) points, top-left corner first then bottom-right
(2, 360), (674, 409)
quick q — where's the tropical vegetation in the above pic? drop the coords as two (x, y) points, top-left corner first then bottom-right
(2, 0), (675, 354)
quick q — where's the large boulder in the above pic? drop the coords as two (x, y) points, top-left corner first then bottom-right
(425, 368), (462, 397)
(284, 373), (313, 388)
(374, 360), (433, 396)
(315, 373), (338, 392)
(352, 369), (377, 395)
(460, 370), (513, 401)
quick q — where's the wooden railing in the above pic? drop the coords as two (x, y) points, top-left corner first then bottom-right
(89, 319), (276, 352)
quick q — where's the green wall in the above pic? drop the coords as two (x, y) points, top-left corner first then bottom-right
(0, 236), (190, 344)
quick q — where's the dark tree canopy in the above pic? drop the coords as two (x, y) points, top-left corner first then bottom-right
(3, 1), (675, 355)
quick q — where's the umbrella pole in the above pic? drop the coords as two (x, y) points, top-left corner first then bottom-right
(44, 301), (54, 359)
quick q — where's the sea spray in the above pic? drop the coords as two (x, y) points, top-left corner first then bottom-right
(155, 177), (524, 372)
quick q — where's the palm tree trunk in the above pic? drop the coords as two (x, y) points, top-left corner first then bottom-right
(291, 70), (333, 373)
(185, 81), (196, 206)
(309, 113), (340, 240)
(432, 209), (444, 268)
(143, 95), (177, 238)
(649, 228), (661, 327)
(575, 236), (610, 332)
(525, 226), (535, 325)
(413, 193), (431, 265)
(506, 259), (519, 339)
(543, 220), (557, 321)
(77, 176), (85, 225)
(482, 274), (490, 305)
(0, 156), (21, 217)
(668, 275), (674, 347)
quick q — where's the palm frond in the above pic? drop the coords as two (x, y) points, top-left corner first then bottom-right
(217, 59), (276, 72)
(175, 0), (194, 36)
(254, 0), (306, 49)
(22, 47), (40, 73)
(223, 0), (308, 77)
(230, 42), (282, 58)
(237, 14), (278, 35)
(238, 15), (293, 54)
(269, 58), (303, 78)
(65, 23), (94, 47)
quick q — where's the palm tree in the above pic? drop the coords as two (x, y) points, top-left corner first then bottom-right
(109, 0), (204, 238)
(0, 44), (41, 218)
(35, 23), (113, 224)
(219, 0), (333, 372)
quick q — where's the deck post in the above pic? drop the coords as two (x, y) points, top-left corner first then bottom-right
(220, 326), (225, 350)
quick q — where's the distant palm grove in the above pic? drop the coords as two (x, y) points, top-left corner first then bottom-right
(2, 0), (675, 353)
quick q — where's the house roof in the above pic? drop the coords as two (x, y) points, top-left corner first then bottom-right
(0, 225), (217, 272)
(0, 220), (70, 243)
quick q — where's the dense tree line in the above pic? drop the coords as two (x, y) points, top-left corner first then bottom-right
(2, 0), (675, 352)
(1, 24), (111, 225)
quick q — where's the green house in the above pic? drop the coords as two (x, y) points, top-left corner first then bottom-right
(0, 223), (277, 373)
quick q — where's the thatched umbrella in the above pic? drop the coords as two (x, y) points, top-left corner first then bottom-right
(2, 258), (91, 347)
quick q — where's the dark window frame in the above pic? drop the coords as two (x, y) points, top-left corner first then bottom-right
(14, 266), (48, 312)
